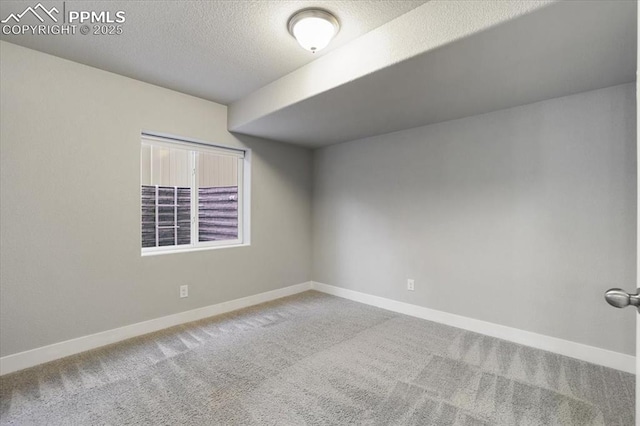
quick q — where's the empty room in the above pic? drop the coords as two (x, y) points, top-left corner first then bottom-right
(0, 1), (637, 424)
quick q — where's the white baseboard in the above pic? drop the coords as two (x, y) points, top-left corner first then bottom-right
(311, 282), (635, 374)
(3, 280), (633, 375)
(0, 281), (313, 376)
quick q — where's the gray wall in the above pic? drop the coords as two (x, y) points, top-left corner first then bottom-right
(0, 42), (312, 357)
(312, 83), (637, 355)
(1, 41), (636, 360)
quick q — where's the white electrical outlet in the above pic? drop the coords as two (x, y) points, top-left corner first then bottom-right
(407, 279), (415, 291)
(179, 285), (188, 298)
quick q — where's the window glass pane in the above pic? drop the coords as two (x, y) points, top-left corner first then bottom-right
(141, 144), (190, 187)
(141, 185), (191, 248)
(198, 152), (238, 242)
(141, 143), (192, 249)
(199, 186), (238, 242)
(176, 188), (191, 245)
(141, 186), (157, 248)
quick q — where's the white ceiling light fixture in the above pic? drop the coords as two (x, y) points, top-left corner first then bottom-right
(288, 9), (340, 53)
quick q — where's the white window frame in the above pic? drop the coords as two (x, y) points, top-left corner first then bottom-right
(141, 132), (251, 256)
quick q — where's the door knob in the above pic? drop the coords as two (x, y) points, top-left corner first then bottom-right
(605, 288), (640, 312)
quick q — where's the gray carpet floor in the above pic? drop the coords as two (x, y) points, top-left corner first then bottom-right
(0, 291), (634, 425)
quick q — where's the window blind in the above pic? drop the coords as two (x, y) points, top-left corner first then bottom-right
(141, 134), (245, 159)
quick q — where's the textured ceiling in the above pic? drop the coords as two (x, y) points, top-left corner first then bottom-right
(1, 1), (635, 148)
(0, 1), (426, 105)
(230, 0), (637, 146)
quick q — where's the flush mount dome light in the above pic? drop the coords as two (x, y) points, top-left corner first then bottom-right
(288, 9), (339, 53)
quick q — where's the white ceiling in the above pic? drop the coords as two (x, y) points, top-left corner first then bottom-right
(1, 1), (636, 148)
(0, 0), (426, 104)
(230, 0), (637, 147)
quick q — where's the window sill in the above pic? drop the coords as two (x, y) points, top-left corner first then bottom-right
(141, 243), (250, 257)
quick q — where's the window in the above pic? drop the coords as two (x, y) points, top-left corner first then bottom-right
(140, 133), (248, 255)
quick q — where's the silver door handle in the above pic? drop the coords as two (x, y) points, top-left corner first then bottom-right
(605, 288), (640, 312)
